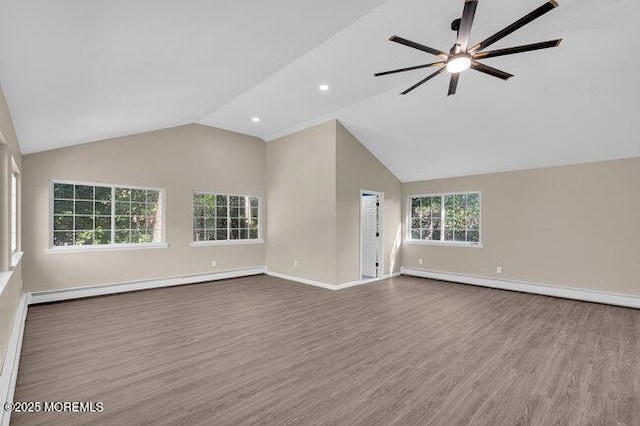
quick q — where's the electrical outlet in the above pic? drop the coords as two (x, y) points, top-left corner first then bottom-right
(496, 266), (502, 274)
(211, 261), (217, 268)
(418, 258), (423, 265)
(294, 260), (298, 267)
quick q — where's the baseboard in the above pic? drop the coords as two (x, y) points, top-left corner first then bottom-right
(266, 271), (401, 291)
(334, 273), (402, 290)
(0, 294), (28, 426)
(28, 266), (267, 304)
(401, 267), (640, 309)
(266, 271), (337, 290)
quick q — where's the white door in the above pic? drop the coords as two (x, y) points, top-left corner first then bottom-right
(361, 195), (379, 278)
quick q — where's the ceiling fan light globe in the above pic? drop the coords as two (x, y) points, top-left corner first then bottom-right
(446, 56), (471, 73)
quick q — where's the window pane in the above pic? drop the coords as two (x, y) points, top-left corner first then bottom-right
(95, 186), (112, 201)
(75, 185), (94, 200)
(96, 216), (111, 230)
(468, 230), (479, 243)
(95, 229), (111, 245)
(147, 191), (159, 203)
(444, 229), (454, 241)
(421, 229), (434, 240)
(131, 189), (146, 202)
(411, 229), (420, 240)
(216, 195), (227, 207)
(53, 231), (74, 246)
(431, 197), (442, 216)
(432, 230), (441, 241)
(115, 216), (130, 229)
(54, 183), (74, 199)
(205, 230), (216, 241)
(249, 229), (258, 239)
(115, 230), (131, 243)
(75, 216), (94, 230)
(74, 231), (94, 245)
(250, 197), (258, 209)
(54, 200), (73, 215)
(115, 188), (131, 201)
(194, 230), (205, 241)
(95, 201), (111, 215)
(216, 230), (227, 240)
(230, 229), (240, 239)
(54, 215), (74, 231)
(75, 201), (93, 215)
(131, 203), (144, 216)
(239, 229), (248, 239)
(115, 202), (131, 215)
(454, 230), (467, 241)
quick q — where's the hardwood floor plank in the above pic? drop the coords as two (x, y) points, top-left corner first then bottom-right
(11, 275), (640, 425)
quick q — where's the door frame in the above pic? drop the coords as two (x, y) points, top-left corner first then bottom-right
(359, 190), (384, 279)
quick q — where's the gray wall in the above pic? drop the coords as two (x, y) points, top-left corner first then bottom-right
(266, 121), (338, 284)
(0, 84), (23, 370)
(402, 157), (640, 296)
(23, 124), (266, 293)
(336, 122), (402, 284)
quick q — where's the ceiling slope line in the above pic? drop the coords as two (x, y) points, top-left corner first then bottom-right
(197, 0), (396, 125)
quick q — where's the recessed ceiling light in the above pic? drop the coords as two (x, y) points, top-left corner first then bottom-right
(319, 84), (330, 92)
(252, 117), (260, 123)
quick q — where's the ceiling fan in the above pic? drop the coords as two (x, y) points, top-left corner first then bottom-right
(374, 0), (561, 96)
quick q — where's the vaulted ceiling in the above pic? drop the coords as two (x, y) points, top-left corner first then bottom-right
(1, 0), (639, 181)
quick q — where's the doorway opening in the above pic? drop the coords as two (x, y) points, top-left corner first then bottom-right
(360, 190), (383, 280)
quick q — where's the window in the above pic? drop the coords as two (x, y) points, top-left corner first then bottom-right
(408, 192), (481, 245)
(51, 181), (164, 249)
(192, 192), (260, 244)
(11, 172), (17, 253)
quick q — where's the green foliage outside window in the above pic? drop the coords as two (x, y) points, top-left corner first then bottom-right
(193, 192), (259, 242)
(410, 193), (480, 244)
(52, 182), (162, 247)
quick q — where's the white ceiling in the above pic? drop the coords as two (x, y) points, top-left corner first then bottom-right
(0, 0), (389, 153)
(2, 0), (639, 181)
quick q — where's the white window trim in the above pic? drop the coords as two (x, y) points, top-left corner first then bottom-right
(406, 191), (483, 248)
(45, 242), (169, 254)
(190, 239), (264, 248)
(49, 179), (167, 252)
(192, 190), (263, 245)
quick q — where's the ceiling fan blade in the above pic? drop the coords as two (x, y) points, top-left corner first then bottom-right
(447, 74), (460, 96)
(470, 61), (513, 80)
(374, 61), (446, 77)
(401, 66), (446, 95)
(389, 36), (449, 58)
(468, 0), (559, 53)
(474, 39), (561, 59)
(457, 0), (478, 51)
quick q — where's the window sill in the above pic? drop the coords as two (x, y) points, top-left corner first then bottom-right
(405, 240), (484, 248)
(11, 251), (24, 269)
(45, 243), (169, 254)
(191, 239), (264, 247)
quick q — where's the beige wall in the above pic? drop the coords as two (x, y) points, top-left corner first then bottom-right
(336, 122), (402, 284)
(0, 84), (23, 370)
(266, 121), (338, 284)
(23, 124), (266, 293)
(402, 157), (640, 296)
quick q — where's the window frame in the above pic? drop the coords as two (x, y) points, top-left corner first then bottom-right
(406, 191), (483, 248)
(46, 179), (168, 253)
(10, 170), (18, 254)
(190, 190), (264, 247)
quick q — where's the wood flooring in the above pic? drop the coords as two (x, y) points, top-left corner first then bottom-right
(12, 275), (640, 425)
